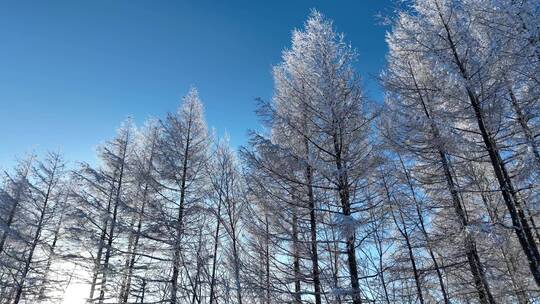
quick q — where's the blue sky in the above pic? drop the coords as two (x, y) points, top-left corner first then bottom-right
(0, 0), (394, 168)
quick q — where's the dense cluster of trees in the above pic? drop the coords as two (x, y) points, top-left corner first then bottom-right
(1, 0), (539, 303)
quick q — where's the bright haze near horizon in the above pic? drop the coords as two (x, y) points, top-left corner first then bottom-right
(0, 0), (392, 169)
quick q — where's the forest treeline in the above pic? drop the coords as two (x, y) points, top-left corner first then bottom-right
(1, 0), (540, 303)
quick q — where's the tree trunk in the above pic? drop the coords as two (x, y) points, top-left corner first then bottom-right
(507, 86), (540, 170)
(88, 167), (119, 303)
(190, 229), (204, 304)
(398, 156), (450, 304)
(265, 211), (271, 304)
(118, 210), (137, 302)
(292, 206), (301, 304)
(98, 139), (128, 304)
(305, 161), (322, 304)
(38, 212), (63, 301)
(171, 118), (192, 304)
(332, 131), (362, 304)
(119, 187), (148, 303)
(209, 197), (222, 304)
(393, 209), (425, 304)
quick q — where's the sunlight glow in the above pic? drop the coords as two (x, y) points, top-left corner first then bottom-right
(61, 282), (88, 304)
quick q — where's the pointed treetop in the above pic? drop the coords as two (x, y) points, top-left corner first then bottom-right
(178, 86), (205, 119)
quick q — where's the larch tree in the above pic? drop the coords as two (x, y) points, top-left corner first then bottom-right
(155, 87), (211, 304)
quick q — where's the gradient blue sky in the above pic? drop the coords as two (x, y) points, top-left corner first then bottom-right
(0, 0), (394, 168)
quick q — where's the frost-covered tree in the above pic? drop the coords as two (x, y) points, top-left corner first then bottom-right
(68, 120), (135, 304)
(0, 152), (67, 304)
(117, 120), (161, 304)
(382, 0), (540, 302)
(243, 11), (379, 304)
(155, 87), (211, 304)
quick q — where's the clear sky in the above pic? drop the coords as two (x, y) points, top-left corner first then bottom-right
(0, 0), (394, 169)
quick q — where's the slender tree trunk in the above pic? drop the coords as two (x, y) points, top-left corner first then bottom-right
(323, 220), (342, 304)
(500, 249), (529, 304)
(209, 197), (222, 304)
(508, 86), (540, 169)
(265, 211), (271, 304)
(340, 187), (362, 304)
(139, 278), (146, 304)
(179, 251), (199, 304)
(120, 139), (156, 303)
(88, 222), (107, 303)
(98, 160), (125, 304)
(296, 87), (323, 304)
(190, 229), (204, 304)
(507, 85), (540, 242)
(398, 156), (450, 304)
(88, 171), (118, 303)
(305, 160), (322, 304)
(171, 118), (192, 304)
(258, 249), (265, 304)
(392, 209), (425, 304)
(118, 211), (137, 302)
(119, 189), (148, 303)
(375, 229), (391, 304)
(382, 174), (423, 304)
(231, 231), (243, 304)
(98, 134), (129, 304)
(291, 206), (301, 304)
(332, 131), (362, 304)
